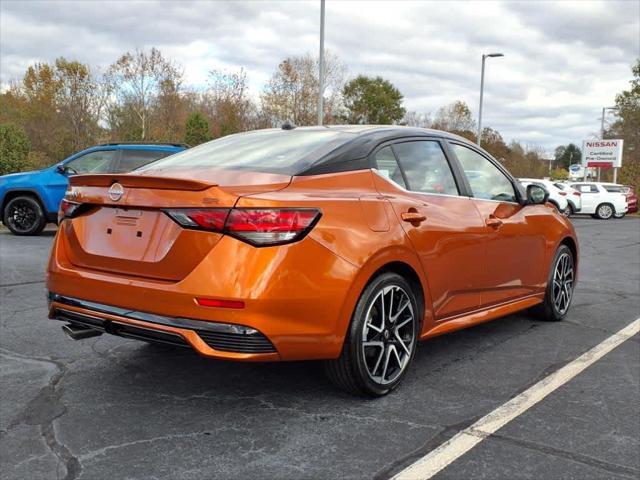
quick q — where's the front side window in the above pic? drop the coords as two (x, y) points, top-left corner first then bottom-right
(115, 150), (172, 173)
(373, 146), (406, 188)
(451, 144), (517, 202)
(65, 150), (117, 174)
(392, 141), (458, 195)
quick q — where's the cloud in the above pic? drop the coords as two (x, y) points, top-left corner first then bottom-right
(1, 0), (637, 151)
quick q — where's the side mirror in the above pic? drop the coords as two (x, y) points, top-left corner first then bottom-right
(526, 184), (548, 205)
(55, 164), (67, 174)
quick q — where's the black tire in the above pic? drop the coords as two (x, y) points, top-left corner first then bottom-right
(2, 195), (47, 236)
(595, 203), (614, 220)
(533, 245), (575, 322)
(562, 205), (573, 217)
(324, 272), (420, 397)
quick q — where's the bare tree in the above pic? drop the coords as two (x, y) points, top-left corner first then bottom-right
(261, 52), (346, 126)
(105, 48), (182, 140)
(401, 111), (431, 128)
(203, 68), (257, 137)
(432, 100), (476, 138)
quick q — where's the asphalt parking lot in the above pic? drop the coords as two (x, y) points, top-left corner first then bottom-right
(1, 217), (638, 480)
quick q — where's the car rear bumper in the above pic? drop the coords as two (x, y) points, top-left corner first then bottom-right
(47, 231), (359, 361)
(48, 293), (280, 360)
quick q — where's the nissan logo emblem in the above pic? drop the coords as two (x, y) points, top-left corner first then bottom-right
(108, 183), (124, 202)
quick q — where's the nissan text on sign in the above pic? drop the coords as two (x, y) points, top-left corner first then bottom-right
(582, 139), (624, 168)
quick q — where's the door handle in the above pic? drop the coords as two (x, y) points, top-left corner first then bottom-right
(485, 217), (503, 228)
(401, 212), (427, 223)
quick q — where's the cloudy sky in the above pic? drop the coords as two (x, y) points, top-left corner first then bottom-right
(1, 0), (638, 152)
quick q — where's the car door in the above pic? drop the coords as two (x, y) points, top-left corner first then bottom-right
(572, 184), (598, 213)
(372, 139), (486, 319)
(448, 142), (547, 307)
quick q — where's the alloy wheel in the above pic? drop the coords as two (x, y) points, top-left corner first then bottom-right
(361, 285), (416, 386)
(598, 204), (613, 219)
(7, 200), (38, 233)
(552, 252), (574, 315)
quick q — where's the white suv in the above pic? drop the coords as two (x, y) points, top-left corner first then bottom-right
(519, 178), (569, 215)
(568, 182), (628, 219)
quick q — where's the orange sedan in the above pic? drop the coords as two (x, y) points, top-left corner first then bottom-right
(47, 126), (578, 396)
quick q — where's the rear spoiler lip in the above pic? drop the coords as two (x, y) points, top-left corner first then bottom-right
(68, 174), (214, 191)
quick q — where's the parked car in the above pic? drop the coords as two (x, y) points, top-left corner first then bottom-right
(599, 183), (637, 217)
(518, 178), (569, 215)
(0, 143), (187, 235)
(568, 182), (628, 219)
(47, 126), (578, 396)
(554, 182), (582, 216)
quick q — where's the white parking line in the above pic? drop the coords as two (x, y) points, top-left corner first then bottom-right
(392, 318), (640, 480)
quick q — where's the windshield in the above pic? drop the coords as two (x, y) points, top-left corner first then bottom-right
(138, 129), (355, 175)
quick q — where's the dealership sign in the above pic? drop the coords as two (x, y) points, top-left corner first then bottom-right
(582, 139), (624, 168)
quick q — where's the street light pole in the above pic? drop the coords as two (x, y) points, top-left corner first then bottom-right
(476, 53), (503, 146)
(317, 0), (326, 126)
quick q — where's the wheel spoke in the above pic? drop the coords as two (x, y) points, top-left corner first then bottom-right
(391, 300), (410, 323)
(380, 346), (392, 382)
(394, 330), (411, 355)
(370, 345), (385, 376)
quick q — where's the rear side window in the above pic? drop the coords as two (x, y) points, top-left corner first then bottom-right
(114, 150), (172, 173)
(139, 130), (354, 175)
(393, 141), (458, 195)
(65, 150), (117, 174)
(373, 146), (406, 188)
(574, 184), (598, 193)
(452, 144), (516, 202)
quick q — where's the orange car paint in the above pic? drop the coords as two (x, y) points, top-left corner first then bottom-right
(47, 139), (578, 362)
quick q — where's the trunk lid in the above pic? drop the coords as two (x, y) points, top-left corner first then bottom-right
(61, 169), (290, 281)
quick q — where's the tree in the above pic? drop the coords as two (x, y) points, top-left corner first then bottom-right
(432, 101), (476, 140)
(480, 127), (509, 161)
(401, 111), (431, 128)
(0, 124), (31, 175)
(106, 48), (182, 140)
(261, 52), (345, 126)
(184, 112), (211, 146)
(554, 143), (581, 169)
(54, 58), (106, 152)
(204, 69), (257, 137)
(607, 59), (639, 191)
(342, 75), (405, 124)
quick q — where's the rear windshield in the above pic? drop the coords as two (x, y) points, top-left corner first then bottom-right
(138, 129), (355, 175)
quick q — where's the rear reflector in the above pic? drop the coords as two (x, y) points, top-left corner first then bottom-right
(165, 208), (321, 247)
(196, 297), (245, 309)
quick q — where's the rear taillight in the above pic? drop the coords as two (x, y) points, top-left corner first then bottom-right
(558, 191), (567, 196)
(573, 191), (581, 197)
(164, 208), (321, 247)
(58, 199), (83, 223)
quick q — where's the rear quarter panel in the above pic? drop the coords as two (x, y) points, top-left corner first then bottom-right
(236, 170), (434, 337)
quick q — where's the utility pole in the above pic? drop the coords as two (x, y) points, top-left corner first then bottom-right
(317, 0), (326, 126)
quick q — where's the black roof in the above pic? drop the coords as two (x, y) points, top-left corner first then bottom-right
(295, 125), (473, 175)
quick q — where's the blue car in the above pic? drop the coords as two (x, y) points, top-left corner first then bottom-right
(0, 143), (187, 235)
